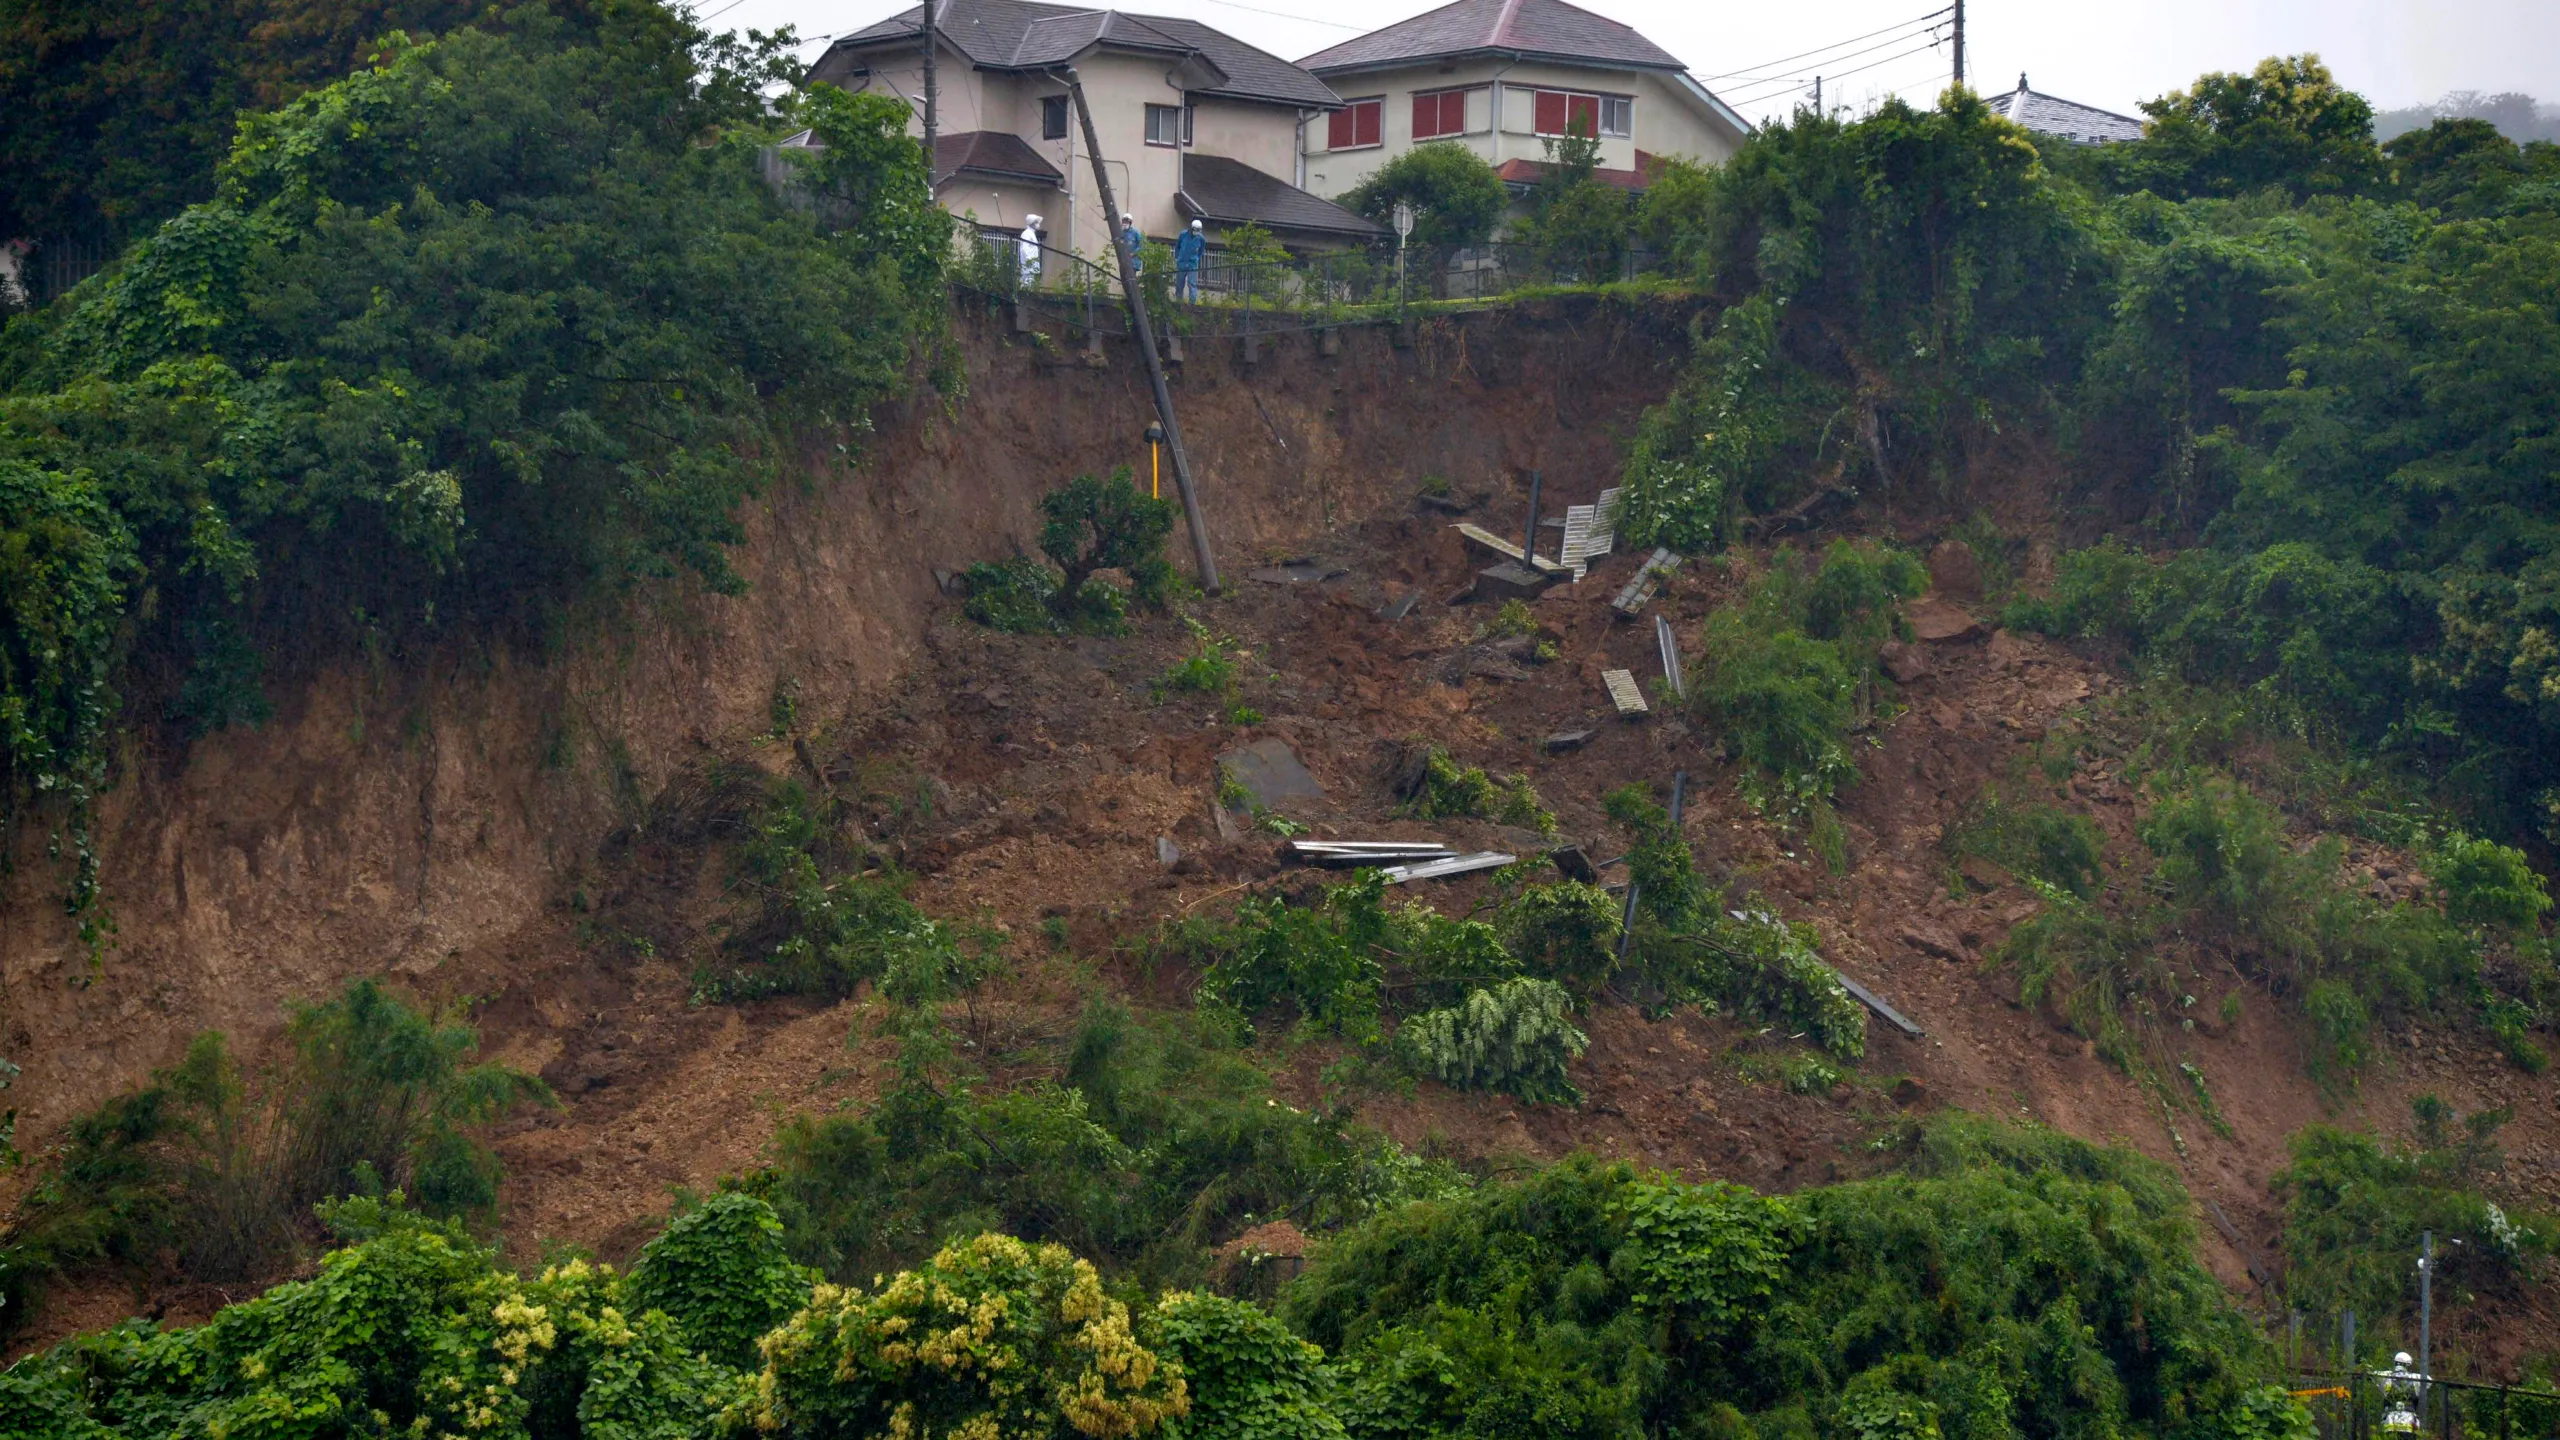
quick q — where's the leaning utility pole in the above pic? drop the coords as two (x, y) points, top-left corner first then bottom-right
(1057, 68), (1221, 592)
(1951, 0), (1965, 89)
(920, 0), (940, 170)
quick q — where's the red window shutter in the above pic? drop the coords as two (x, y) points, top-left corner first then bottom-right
(1357, 100), (1381, 147)
(1568, 93), (1598, 136)
(1413, 93), (1439, 138)
(1329, 106), (1355, 149)
(1441, 91), (1467, 134)
(1534, 89), (1566, 135)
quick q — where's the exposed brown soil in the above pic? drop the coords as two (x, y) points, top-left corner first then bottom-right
(5, 294), (2555, 1372)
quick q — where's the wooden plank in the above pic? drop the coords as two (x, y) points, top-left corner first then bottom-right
(1603, 668), (1649, 716)
(1455, 523), (1566, 574)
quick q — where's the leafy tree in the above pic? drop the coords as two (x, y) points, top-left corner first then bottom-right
(2114, 54), (2388, 199)
(1040, 467), (1178, 625)
(733, 1232), (1190, 1440)
(1149, 1290), (1347, 1440)
(1519, 117), (1630, 279)
(626, 1191), (816, 1370)
(1394, 978), (1588, 1106)
(2386, 117), (2544, 217)
(0, 8), (945, 915)
(1341, 144), (1507, 248)
(1496, 882), (1620, 995)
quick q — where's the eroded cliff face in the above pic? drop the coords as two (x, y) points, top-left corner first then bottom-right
(0, 296), (1694, 1136)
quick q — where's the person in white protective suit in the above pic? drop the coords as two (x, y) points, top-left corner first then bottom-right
(1018, 215), (1044, 289)
(2379, 1352), (2422, 1434)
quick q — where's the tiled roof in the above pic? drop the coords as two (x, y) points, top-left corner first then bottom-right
(1297, 0), (1684, 75)
(1992, 76), (2144, 145)
(1493, 155), (1650, 191)
(1177, 154), (1388, 237)
(824, 0), (1340, 109)
(935, 130), (1065, 184)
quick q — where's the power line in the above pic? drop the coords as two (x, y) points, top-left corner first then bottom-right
(1178, 0), (1367, 31)
(1696, 6), (1950, 85)
(1719, 33), (1946, 109)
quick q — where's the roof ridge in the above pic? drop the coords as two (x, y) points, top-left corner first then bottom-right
(1488, 0), (1528, 48)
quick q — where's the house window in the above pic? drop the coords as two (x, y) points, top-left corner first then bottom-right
(1412, 88), (1470, 139)
(1528, 89), (1628, 138)
(1041, 95), (1069, 140)
(1145, 103), (1183, 147)
(1184, 101), (1196, 145)
(1326, 97), (1383, 150)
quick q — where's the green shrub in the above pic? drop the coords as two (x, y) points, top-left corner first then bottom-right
(1483, 599), (1537, 639)
(625, 1192), (815, 1370)
(1401, 746), (1555, 835)
(960, 555), (1060, 632)
(1497, 882), (1621, 996)
(0, 980), (542, 1336)
(1155, 620), (1243, 700)
(1149, 1289), (1348, 1440)
(1340, 145), (1507, 249)
(1395, 979), (1589, 1107)
(1948, 785), (2108, 897)
(2430, 831), (2553, 931)
(2276, 1099), (2555, 1336)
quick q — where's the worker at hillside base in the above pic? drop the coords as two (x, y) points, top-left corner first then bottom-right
(1174, 219), (1204, 301)
(2379, 1352), (2422, 1434)
(1119, 213), (1143, 278)
(1018, 215), (1043, 290)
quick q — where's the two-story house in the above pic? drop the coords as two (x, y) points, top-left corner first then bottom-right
(804, 0), (1383, 264)
(1294, 0), (1747, 211)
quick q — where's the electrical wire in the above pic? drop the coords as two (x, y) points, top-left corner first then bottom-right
(1718, 33), (1946, 109)
(691, 0), (750, 22)
(1695, 6), (1950, 85)
(1177, 0), (1367, 31)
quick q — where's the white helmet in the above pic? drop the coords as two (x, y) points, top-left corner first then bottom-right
(2395, 1352), (2415, 1367)
(1025, 214), (1043, 227)
(1190, 219), (1203, 230)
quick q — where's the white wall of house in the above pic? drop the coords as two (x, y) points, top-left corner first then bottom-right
(1300, 60), (1739, 200)
(826, 43), (1309, 265)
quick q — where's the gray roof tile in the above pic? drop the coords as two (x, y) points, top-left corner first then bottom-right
(1297, 0), (1684, 75)
(935, 129), (1066, 184)
(826, 0), (1340, 109)
(1993, 78), (2144, 145)
(1177, 154), (1387, 236)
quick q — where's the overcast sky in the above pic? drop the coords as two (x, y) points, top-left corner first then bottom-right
(713, 0), (2556, 126)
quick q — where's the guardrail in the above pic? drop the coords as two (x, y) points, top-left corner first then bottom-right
(2289, 1371), (2560, 1439)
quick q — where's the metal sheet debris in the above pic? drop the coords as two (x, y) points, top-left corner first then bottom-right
(1285, 840), (1455, 868)
(1557, 487), (1623, 580)
(1383, 851), (1517, 883)
(1611, 548), (1681, 616)
(1833, 971), (1925, 1038)
(1603, 669), (1650, 716)
(1217, 738), (1325, 812)
(1655, 613), (1686, 701)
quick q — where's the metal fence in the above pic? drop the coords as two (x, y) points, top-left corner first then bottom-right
(956, 230), (1671, 342)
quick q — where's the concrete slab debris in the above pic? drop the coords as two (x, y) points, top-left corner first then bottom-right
(1543, 729), (1595, 753)
(1157, 835), (1182, 867)
(1475, 560), (1558, 604)
(1548, 844), (1599, 883)
(1654, 613), (1686, 701)
(1378, 591), (1421, 621)
(1248, 562), (1348, 585)
(1603, 668), (1650, 717)
(1383, 851), (1517, 883)
(1217, 738), (1324, 812)
(1610, 548), (1681, 616)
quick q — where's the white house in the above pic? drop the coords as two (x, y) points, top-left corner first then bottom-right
(1293, 0), (1749, 206)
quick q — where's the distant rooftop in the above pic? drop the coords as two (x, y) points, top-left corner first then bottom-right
(1297, 0), (1686, 76)
(1992, 74), (2144, 146)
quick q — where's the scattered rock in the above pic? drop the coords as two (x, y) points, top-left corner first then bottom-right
(1544, 729), (1596, 753)
(1897, 922), (1970, 963)
(1958, 855), (2013, 891)
(1156, 835), (1182, 867)
(1879, 640), (1931, 684)
(1928, 540), (1986, 600)
(1906, 597), (1986, 643)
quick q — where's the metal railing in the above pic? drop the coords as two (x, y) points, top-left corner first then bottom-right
(954, 230), (1674, 342)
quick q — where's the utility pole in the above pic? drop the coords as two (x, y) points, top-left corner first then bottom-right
(1812, 75), (1821, 115)
(1058, 68), (1221, 592)
(1951, 0), (1965, 89)
(920, 0), (940, 173)
(2418, 1231), (2434, 1385)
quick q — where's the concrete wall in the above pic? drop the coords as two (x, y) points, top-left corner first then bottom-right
(1302, 61), (1742, 201)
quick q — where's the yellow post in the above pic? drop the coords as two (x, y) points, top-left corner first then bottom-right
(1151, 442), (1161, 499)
